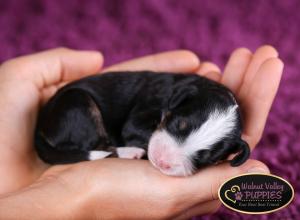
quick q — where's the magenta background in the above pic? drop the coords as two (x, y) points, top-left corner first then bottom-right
(0, 0), (299, 219)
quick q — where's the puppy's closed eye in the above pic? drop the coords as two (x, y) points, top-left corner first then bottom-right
(178, 120), (188, 131)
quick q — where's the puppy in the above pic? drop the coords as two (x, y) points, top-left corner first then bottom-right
(35, 71), (250, 176)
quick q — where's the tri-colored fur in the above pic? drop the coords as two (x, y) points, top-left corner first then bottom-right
(35, 71), (250, 176)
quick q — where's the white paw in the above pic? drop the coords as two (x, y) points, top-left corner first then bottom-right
(89, 151), (112, 160)
(116, 147), (146, 159)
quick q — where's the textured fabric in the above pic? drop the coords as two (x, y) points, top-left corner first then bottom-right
(0, 0), (299, 219)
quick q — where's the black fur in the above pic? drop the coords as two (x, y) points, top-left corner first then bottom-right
(35, 71), (250, 170)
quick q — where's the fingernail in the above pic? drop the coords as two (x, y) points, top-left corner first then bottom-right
(247, 167), (269, 174)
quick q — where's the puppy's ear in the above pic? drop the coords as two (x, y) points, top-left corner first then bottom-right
(168, 86), (198, 109)
(230, 139), (250, 166)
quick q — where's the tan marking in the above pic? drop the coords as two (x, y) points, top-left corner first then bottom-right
(88, 99), (109, 141)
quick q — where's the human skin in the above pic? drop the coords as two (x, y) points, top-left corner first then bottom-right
(0, 46), (283, 219)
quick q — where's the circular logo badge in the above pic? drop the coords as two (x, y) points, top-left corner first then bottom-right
(218, 173), (294, 214)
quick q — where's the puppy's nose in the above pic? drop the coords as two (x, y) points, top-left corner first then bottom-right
(157, 159), (171, 170)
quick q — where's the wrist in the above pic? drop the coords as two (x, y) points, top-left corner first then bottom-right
(0, 192), (45, 219)
(0, 185), (81, 220)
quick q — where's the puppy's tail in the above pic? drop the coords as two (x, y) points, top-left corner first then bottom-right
(35, 133), (90, 164)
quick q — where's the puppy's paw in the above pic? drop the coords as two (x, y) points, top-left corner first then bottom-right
(89, 151), (112, 160)
(116, 147), (146, 159)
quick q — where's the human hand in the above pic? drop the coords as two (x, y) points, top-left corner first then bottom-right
(169, 45), (283, 219)
(196, 45), (283, 150)
(0, 48), (201, 194)
(0, 48), (104, 193)
(0, 46), (282, 219)
(0, 157), (268, 220)
(165, 45), (283, 219)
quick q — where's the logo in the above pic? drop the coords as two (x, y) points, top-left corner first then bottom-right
(218, 173), (294, 214)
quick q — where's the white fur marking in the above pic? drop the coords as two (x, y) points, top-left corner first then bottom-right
(116, 147), (146, 159)
(147, 105), (238, 176)
(184, 105), (238, 155)
(89, 151), (112, 160)
(148, 130), (193, 176)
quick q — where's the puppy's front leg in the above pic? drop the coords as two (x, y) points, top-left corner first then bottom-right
(89, 151), (112, 160)
(116, 147), (146, 159)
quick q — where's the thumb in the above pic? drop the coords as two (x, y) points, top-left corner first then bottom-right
(1, 47), (103, 89)
(176, 159), (269, 206)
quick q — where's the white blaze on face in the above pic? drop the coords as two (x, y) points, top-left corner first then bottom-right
(148, 105), (238, 176)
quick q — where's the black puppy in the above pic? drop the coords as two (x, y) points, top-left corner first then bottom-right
(35, 71), (250, 176)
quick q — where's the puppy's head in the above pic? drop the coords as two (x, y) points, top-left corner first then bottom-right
(148, 82), (250, 176)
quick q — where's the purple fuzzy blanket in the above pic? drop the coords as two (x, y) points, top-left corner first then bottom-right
(0, 0), (299, 219)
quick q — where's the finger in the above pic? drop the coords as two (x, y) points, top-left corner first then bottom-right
(196, 61), (221, 75)
(222, 48), (252, 93)
(173, 200), (221, 220)
(241, 58), (284, 148)
(204, 71), (222, 82)
(175, 159), (269, 207)
(196, 61), (221, 82)
(40, 82), (68, 104)
(238, 45), (278, 100)
(102, 50), (200, 73)
(1, 48), (103, 89)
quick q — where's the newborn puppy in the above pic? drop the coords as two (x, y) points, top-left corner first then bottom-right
(35, 71), (250, 176)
